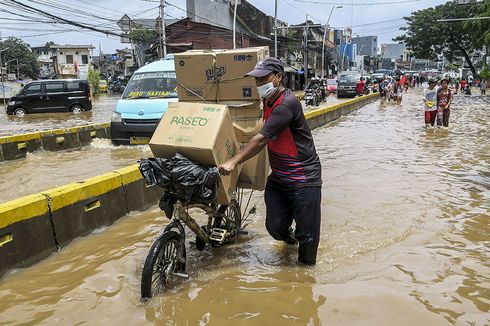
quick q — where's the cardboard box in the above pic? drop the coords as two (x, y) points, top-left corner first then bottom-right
(187, 100), (263, 127)
(215, 47), (269, 101)
(149, 102), (241, 204)
(225, 100), (263, 125)
(233, 120), (270, 191)
(174, 51), (217, 101)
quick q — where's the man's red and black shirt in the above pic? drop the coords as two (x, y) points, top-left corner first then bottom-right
(260, 89), (322, 187)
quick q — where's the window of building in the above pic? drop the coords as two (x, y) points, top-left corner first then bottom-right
(23, 83), (42, 94)
(67, 81), (82, 91)
(82, 55), (89, 64)
(46, 82), (65, 93)
(66, 55), (73, 64)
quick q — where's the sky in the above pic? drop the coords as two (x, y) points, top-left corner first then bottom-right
(0, 0), (449, 55)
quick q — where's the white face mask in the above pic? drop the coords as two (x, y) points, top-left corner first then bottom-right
(257, 75), (279, 98)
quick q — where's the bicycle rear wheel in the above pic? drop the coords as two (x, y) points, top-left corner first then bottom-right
(141, 231), (183, 299)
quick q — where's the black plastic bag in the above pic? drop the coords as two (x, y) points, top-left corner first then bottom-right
(139, 153), (220, 204)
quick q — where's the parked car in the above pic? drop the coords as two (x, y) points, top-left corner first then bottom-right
(99, 79), (108, 93)
(337, 72), (361, 98)
(110, 55), (178, 145)
(6, 79), (92, 116)
(326, 78), (337, 94)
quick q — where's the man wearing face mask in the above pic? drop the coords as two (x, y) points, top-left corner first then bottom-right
(219, 58), (322, 265)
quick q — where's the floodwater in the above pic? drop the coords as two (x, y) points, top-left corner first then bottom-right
(0, 139), (151, 203)
(0, 94), (119, 137)
(0, 90), (488, 325)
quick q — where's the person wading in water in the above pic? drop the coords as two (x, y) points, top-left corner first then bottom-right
(219, 58), (322, 265)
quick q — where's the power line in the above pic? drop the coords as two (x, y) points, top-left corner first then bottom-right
(292, 0), (427, 6)
(4, 0), (135, 40)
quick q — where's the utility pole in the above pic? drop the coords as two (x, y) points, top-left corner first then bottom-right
(233, 0), (238, 49)
(160, 0), (167, 57)
(321, 5), (342, 79)
(0, 48), (9, 107)
(274, 0), (278, 58)
(304, 14), (308, 83)
(16, 58), (19, 79)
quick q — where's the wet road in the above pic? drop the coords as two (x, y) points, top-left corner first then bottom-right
(0, 94), (120, 137)
(0, 90), (488, 325)
(0, 139), (151, 203)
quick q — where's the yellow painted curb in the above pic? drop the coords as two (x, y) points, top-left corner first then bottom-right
(0, 193), (49, 229)
(42, 172), (123, 212)
(305, 93), (378, 120)
(115, 164), (143, 185)
(0, 122), (110, 145)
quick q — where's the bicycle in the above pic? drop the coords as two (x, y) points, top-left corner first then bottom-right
(140, 189), (256, 300)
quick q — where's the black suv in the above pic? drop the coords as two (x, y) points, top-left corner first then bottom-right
(6, 79), (92, 116)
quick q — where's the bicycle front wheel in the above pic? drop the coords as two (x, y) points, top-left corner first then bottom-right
(141, 231), (183, 299)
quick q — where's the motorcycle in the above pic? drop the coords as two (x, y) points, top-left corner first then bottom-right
(109, 81), (125, 93)
(305, 88), (319, 106)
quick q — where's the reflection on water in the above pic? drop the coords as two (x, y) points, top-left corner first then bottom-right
(0, 91), (488, 325)
(0, 94), (119, 137)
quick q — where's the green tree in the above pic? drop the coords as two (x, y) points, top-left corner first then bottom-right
(394, 1), (489, 76)
(129, 24), (157, 43)
(0, 37), (39, 78)
(87, 68), (101, 94)
(445, 63), (460, 73)
(480, 65), (490, 81)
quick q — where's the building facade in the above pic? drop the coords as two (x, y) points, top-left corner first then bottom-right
(31, 45), (56, 79)
(51, 45), (94, 79)
(381, 43), (406, 60)
(352, 36), (378, 57)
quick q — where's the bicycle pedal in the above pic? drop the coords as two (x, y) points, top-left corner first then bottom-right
(209, 228), (227, 242)
(173, 272), (189, 279)
(238, 229), (248, 235)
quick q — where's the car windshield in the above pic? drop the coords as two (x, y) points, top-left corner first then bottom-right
(339, 74), (360, 83)
(122, 71), (178, 99)
(327, 79), (337, 85)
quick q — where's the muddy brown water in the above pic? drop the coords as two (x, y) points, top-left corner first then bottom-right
(0, 94), (119, 137)
(0, 90), (488, 325)
(0, 139), (152, 203)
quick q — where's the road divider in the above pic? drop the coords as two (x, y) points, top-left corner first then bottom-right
(0, 93), (378, 278)
(0, 123), (110, 162)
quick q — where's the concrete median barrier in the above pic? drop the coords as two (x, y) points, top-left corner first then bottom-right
(0, 123), (111, 162)
(43, 172), (128, 247)
(0, 193), (57, 278)
(305, 93), (378, 130)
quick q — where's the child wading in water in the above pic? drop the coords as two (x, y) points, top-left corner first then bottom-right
(423, 78), (438, 128)
(437, 78), (453, 127)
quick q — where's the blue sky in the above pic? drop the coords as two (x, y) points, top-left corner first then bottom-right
(0, 0), (448, 54)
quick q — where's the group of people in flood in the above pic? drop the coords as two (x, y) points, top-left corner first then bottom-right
(379, 77), (404, 103)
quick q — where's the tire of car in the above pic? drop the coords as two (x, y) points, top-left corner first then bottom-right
(13, 107), (27, 116)
(70, 104), (83, 114)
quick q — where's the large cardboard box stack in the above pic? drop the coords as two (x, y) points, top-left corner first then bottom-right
(172, 46), (271, 192)
(149, 102), (241, 204)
